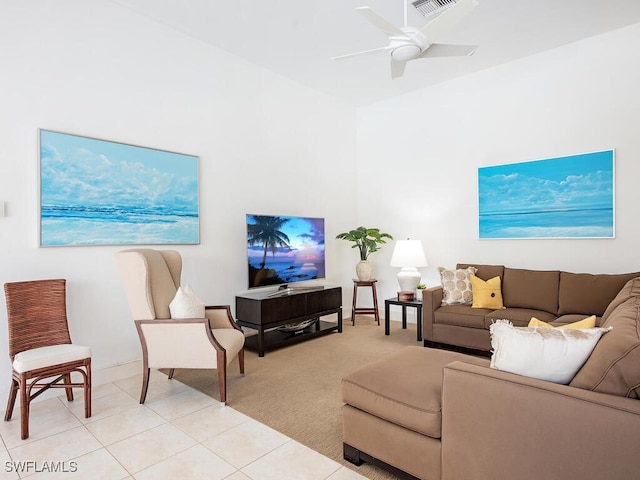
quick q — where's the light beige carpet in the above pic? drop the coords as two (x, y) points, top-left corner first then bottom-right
(169, 317), (421, 480)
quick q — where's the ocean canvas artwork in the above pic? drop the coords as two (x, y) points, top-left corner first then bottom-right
(478, 150), (614, 239)
(40, 130), (199, 246)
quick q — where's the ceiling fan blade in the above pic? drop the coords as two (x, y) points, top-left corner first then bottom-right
(390, 58), (407, 79)
(356, 7), (404, 36)
(418, 0), (479, 42)
(331, 46), (389, 61)
(418, 43), (478, 58)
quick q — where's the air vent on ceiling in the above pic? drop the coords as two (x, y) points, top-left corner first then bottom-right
(411, 0), (458, 18)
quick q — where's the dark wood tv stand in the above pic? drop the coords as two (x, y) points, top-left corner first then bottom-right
(235, 286), (342, 357)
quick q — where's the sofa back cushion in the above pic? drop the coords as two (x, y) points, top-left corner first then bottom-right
(602, 275), (640, 322)
(456, 264), (504, 282)
(570, 277), (640, 398)
(501, 268), (560, 314)
(558, 271), (640, 317)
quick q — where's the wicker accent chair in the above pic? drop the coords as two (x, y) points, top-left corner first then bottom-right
(115, 249), (245, 405)
(3, 279), (92, 440)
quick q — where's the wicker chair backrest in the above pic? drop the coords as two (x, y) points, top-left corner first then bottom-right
(4, 279), (72, 359)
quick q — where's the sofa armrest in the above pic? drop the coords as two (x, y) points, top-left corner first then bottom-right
(422, 286), (443, 342)
(441, 361), (640, 480)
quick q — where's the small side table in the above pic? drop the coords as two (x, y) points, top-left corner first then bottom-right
(384, 297), (423, 341)
(351, 279), (380, 326)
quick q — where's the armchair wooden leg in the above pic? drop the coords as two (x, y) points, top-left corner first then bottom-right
(5, 379), (18, 422)
(217, 366), (226, 405)
(140, 367), (151, 404)
(238, 348), (245, 375)
(217, 349), (227, 404)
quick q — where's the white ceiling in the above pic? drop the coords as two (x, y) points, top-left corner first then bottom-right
(111, 0), (640, 106)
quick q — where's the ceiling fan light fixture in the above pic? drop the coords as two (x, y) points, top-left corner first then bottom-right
(391, 44), (422, 62)
(412, 0), (458, 18)
(333, 0), (479, 79)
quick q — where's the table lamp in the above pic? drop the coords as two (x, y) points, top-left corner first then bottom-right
(390, 239), (428, 295)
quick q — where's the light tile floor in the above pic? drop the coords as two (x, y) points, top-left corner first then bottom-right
(0, 373), (366, 480)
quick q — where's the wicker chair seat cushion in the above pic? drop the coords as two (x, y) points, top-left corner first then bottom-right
(13, 344), (92, 373)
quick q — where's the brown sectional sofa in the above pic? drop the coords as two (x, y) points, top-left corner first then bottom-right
(342, 273), (640, 480)
(423, 264), (639, 353)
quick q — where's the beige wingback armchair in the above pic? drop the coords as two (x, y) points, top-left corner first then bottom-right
(116, 249), (245, 405)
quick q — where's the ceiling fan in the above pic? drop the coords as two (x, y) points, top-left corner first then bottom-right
(332, 0), (479, 79)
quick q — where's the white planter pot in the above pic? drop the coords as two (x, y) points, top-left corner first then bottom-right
(356, 260), (374, 281)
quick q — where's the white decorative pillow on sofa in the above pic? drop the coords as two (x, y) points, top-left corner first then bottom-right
(169, 283), (205, 319)
(489, 319), (611, 384)
(438, 266), (477, 306)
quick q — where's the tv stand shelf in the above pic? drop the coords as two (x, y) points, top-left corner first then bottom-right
(235, 286), (342, 357)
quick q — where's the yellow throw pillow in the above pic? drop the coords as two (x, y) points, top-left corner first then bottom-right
(528, 315), (596, 329)
(470, 275), (504, 309)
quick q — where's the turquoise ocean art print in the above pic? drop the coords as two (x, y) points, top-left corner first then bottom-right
(40, 130), (199, 246)
(478, 150), (614, 239)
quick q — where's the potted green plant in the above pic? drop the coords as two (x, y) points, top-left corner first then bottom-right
(336, 227), (393, 280)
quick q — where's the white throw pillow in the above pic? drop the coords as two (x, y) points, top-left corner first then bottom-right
(489, 319), (611, 384)
(169, 283), (205, 319)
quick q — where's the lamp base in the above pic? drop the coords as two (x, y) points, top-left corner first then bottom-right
(397, 267), (421, 294)
(397, 291), (415, 302)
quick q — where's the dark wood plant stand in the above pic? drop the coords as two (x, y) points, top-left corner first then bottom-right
(351, 279), (380, 325)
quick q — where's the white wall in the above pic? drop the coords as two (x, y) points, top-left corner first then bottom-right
(357, 22), (640, 306)
(2, 1), (639, 387)
(0, 0), (358, 390)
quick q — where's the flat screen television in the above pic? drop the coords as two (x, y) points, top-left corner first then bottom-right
(246, 214), (325, 289)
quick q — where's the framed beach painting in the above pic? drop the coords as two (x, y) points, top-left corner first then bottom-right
(478, 150), (614, 239)
(39, 129), (199, 246)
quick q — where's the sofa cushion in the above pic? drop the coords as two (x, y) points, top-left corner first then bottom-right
(484, 308), (556, 328)
(470, 275), (504, 310)
(435, 305), (487, 329)
(601, 275), (640, 322)
(342, 346), (489, 439)
(570, 277), (640, 398)
(558, 271), (640, 317)
(438, 266), (477, 306)
(457, 264), (504, 282)
(502, 268), (560, 314)
(490, 320), (611, 384)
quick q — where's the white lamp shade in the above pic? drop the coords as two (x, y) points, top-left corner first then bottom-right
(390, 240), (428, 268)
(390, 240), (427, 294)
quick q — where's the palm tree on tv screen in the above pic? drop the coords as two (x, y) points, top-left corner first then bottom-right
(247, 215), (291, 269)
